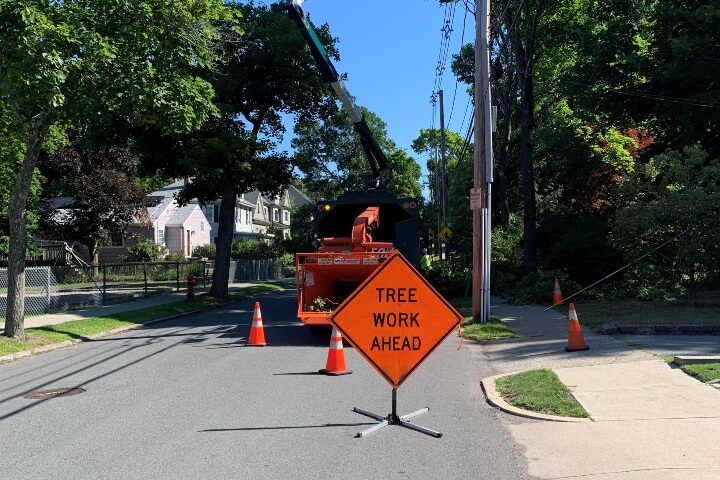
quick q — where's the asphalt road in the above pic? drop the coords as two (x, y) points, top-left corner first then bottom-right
(0, 288), (529, 480)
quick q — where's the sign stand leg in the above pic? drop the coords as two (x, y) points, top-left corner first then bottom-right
(353, 389), (442, 438)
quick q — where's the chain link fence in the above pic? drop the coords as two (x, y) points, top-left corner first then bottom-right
(0, 259), (280, 320)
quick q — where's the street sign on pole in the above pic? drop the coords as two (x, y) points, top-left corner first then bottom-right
(438, 226), (453, 243)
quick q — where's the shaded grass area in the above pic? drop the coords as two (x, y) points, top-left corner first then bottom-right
(460, 315), (515, 341)
(560, 291), (720, 329)
(0, 284), (281, 357)
(679, 363), (720, 383)
(495, 369), (590, 418)
(448, 298), (515, 341)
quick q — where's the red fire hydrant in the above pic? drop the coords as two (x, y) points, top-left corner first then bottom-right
(187, 273), (197, 301)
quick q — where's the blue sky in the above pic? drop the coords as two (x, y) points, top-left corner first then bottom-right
(258, 0), (474, 197)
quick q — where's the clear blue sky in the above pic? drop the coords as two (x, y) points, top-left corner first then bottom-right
(258, 0), (474, 198)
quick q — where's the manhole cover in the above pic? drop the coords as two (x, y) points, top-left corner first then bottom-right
(23, 388), (86, 399)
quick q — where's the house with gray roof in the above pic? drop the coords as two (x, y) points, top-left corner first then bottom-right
(35, 178), (306, 263)
(154, 178), (297, 246)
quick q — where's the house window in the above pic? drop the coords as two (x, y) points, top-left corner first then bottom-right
(205, 207), (213, 221)
(263, 207), (268, 218)
(110, 234), (123, 246)
(284, 211), (289, 223)
(213, 205), (219, 223)
(256, 203), (260, 214)
(245, 210), (250, 224)
(200, 221), (205, 232)
(273, 209), (279, 222)
(158, 228), (165, 245)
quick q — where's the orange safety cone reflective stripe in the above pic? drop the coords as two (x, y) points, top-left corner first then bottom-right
(247, 302), (267, 346)
(566, 303), (589, 352)
(552, 278), (564, 306)
(319, 327), (352, 375)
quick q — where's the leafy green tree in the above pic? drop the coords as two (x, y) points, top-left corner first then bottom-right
(38, 145), (150, 263)
(612, 145), (720, 299)
(0, 102), (33, 257)
(0, 0), (230, 339)
(643, 1), (720, 158)
(292, 106), (422, 200)
(411, 128), (471, 247)
(283, 202), (317, 254)
(134, 1), (341, 300)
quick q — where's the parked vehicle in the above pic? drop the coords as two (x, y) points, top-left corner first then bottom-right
(273, 1), (420, 327)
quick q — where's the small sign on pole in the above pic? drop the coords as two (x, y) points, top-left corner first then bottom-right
(470, 188), (483, 210)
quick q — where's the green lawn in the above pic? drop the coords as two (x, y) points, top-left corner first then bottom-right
(495, 369), (590, 418)
(557, 291), (720, 329)
(0, 284), (282, 358)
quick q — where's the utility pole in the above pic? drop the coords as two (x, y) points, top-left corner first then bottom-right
(439, 89), (448, 261)
(473, 0), (492, 322)
(435, 147), (442, 257)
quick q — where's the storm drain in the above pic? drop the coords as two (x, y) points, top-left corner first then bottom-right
(23, 388), (86, 400)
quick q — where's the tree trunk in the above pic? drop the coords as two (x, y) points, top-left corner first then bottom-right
(519, 71), (537, 276)
(497, 84), (513, 227)
(514, 17), (538, 277)
(208, 183), (237, 300)
(4, 131), (45, 340)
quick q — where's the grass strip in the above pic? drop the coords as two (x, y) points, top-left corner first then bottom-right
(0, 283), (281, 357)
(679, 363), (720, 383)
(447, 298), (516, 341)
(495, 369), (590, 418)
(460, 315), (515, 341)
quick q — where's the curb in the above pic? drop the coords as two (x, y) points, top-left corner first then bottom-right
(673, 355), (720, 366)
(0, 284), (289, 366)
(0, 303), (232, 366)
(601, 323), (720, 335)
(481, 373), (593, 423)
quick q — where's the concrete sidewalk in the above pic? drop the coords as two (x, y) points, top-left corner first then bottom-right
(474, 298), (720, 479)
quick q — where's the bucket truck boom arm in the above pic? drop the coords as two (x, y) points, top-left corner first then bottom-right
(272, 0), (391, 190)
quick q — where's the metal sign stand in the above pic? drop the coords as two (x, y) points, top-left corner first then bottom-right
(353, 389), (442, 438)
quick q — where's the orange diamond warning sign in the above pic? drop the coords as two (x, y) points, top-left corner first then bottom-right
(330, 251), (463, 388)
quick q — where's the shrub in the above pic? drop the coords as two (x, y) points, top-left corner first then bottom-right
(193, 243), (216, 260)
(118, 239), (164, 262)
(164, 252), (187, 263)
(505, 270), (587, 305)
(276, 252), (295, 278)
(423, 254), (472, 299)
(622, 264), (686, 301)
(231, 239), (274, 260)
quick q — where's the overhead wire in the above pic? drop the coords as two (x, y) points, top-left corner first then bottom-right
(430, 0), (457, 130)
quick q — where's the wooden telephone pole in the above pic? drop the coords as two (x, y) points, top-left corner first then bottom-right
(472, 0), (493, 323)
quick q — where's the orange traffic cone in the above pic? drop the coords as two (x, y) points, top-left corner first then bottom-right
(566, 303), (589, 352)
(247, 302), (267, 346)
(552, 278), (564, 306)
(319, 327), (352, 375)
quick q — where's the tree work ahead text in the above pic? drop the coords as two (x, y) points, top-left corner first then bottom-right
(371, 287), (421, 351)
